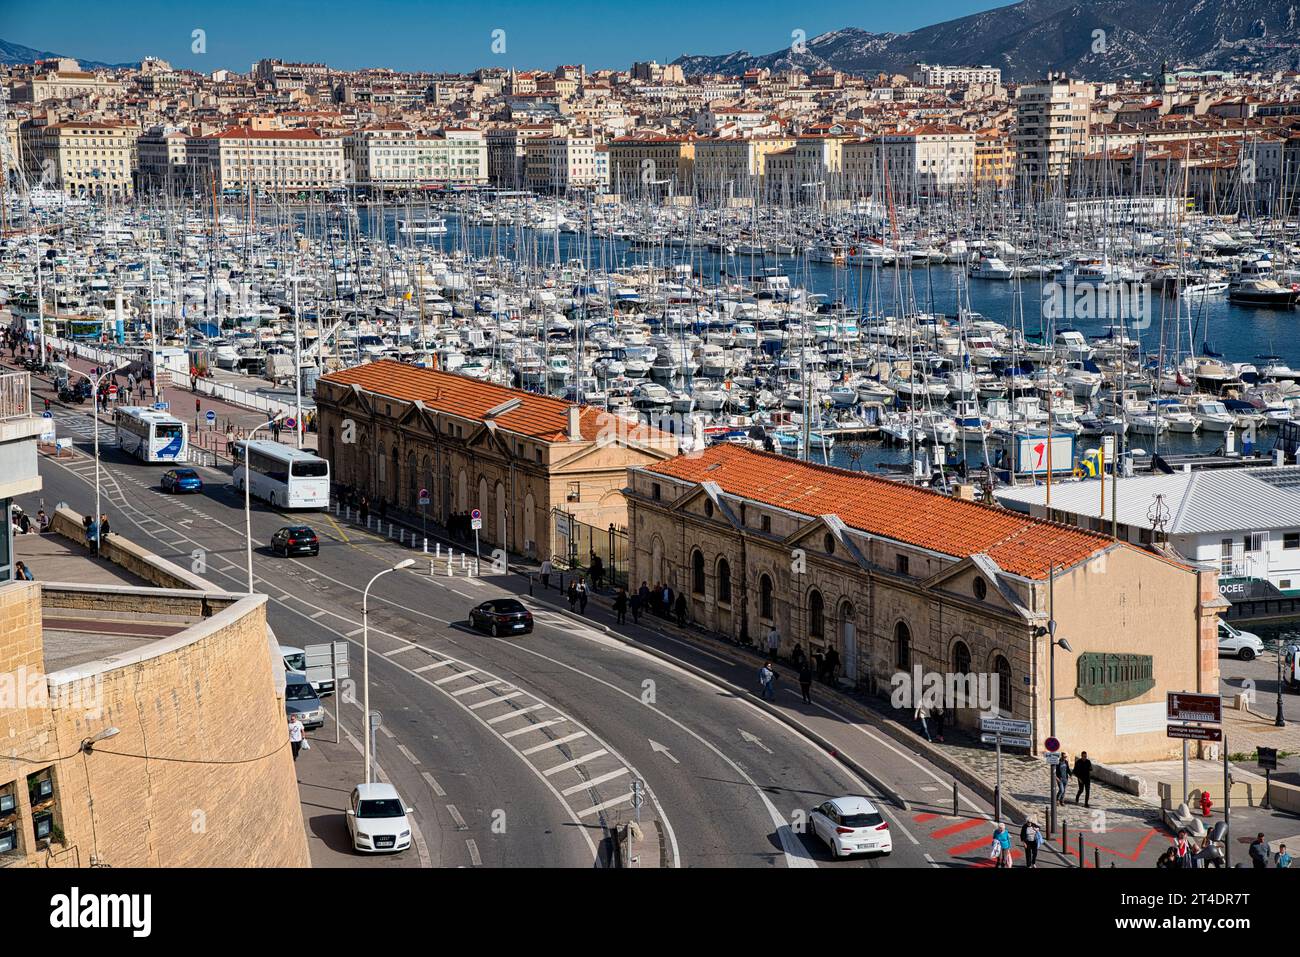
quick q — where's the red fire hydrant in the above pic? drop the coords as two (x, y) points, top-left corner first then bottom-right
(1200, 790), (1213, 817)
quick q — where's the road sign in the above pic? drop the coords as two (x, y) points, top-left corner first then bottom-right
(982, 733), (1032, 748)
(285, 417), (296, 429)
(304, 641), (349, 684)
(981, 717), (1032, 737)
(1166, 724), (1222, 742)
(471, 508), (481, 520)
(153, 402), (168, 411)
(108, 384), (118, 396)
(1044, 736), (1060, 753)
(1167, 691), (1222, 724)
(205, 410), (216, 422)
(471, 507), (482, 531)
(630, 779), (645, 809)
(1045, 752), (1061, 765)
(1257, 746), (1278, 770)
(42, 410), (52, 418)
(418, 488), (430, 506)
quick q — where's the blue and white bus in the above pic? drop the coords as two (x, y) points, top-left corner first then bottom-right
(115, 406), (188, 463)
(233, 440), (330, 510)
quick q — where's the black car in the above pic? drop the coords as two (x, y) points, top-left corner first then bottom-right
(469, 598), (534, 636)
(271, 525), (319, 557)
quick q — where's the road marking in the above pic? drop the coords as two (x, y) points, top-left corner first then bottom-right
(522, 731), (588, 755)
(465, 838), (482, 866)
(468, 691), (524, 710)
(561, 767), (629, 796)
(309, 610), (326, 619)
(421, 771), (446, 797)
(577, 793), (632, 818)
(383, 644), (418, 657)
(434, 669), (478, 685)
(501, 718), (567, 739)
(451, 680), (501, 697)
(345, 627), (363, 637)
(486, 703), (547, 725)
(413, 660), (454, 673)
(445, 804), (468, 831)
(397, 744), (421, 765)
(378, 725), (395, 739)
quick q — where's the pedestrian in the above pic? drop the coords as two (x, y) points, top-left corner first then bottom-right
(567, 580), (578, 611)
(758, 661), (776, 701)
(577, 579), (588, 614)
(271, 418), (282, 442)
(1020, 820), (1043, 868)
(1197, 833), (1224, 868)
(638, 580), (650, 613)
(824, 647), (840, 685)
(1156, 848), (1177, 869)
(1276, 843), (1292, 868)
(673, 591), (686, 626)
(36, 508), (48, 532)
(662, 583), (673, 617)
(629, 590), (642, 624)
(590, 553), (604, 591)
(359, 495), (370, 526)
(99, 513), (110, 540)
(1250, 833), (1270, 869)
(932, 705), (946, 743)
(798, 660), (813, 703)
(378, 498), (387, 522)
(540, 557), (552, 590)
(14, 561), (33, 581)
(1074, 750), (1093, 806)
(991, 823), (1012, 868)
(85, 514), (99, 555)
(915, 705), (931, 741)
(766, 624), (781, 660)
(1055, 752), (1071, 805)
(288, 714), (304, 761)
(1173, 829), (1198, 868)
(613, 587), (628, 625)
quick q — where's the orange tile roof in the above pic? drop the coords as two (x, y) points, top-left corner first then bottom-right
(320, 359), (667, 445)
(643, 444), (1112, 580)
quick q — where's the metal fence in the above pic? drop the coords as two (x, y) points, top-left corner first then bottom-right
(553, 508), (629, 590)
(0, 371), (31, 419)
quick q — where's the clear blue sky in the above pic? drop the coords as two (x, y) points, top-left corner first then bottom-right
(1, 0), (1008, 72)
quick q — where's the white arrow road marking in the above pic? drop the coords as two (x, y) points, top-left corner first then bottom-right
(648, 739), (680, 764)
(740, 729), (773, 754)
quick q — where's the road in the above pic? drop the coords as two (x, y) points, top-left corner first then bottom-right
(26, 406), (1014, 868)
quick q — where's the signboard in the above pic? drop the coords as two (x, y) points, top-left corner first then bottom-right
(304, 641), (349, 684)
(1166, 724), (1222, 742)
(418, 488), (430, 506)
(981, 733), (1032, 748)
(1044, 736), (1060, 753)
(471, 507), (482, 531)
(1257, 746), (1278, 771)
(205, 410), (216, 422)
(39, 418), (56, 442)
(981, 717), (1032, 737)
(630, 779), (645, 809)
(1045, 752), (1061, 765)
(153, 402), (168, 411)
(1013, 432), (1075, 476)
(1166, 692), (1222, 724)
(285, 417), (297, 429)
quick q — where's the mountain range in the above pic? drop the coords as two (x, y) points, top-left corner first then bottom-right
(673, 0), (1300, 81)
(0, 37), (132, 70)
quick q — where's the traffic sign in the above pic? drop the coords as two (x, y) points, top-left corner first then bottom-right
(1258, 746), (1279, 771)
(418, 488), (430, 506)
(108, 384), (118, 395)
(981, 733), (1032, 748)
(981, 717), (1032, 737)
(1045, 752), (1061, 765)
(205, 410), (216, 422)
(285, 417), (296, 429)
(42, 410), (52, 418)
(304, 641), (349, 684)
(1167, 691), (1222, 724)
(471, 507), (482, 531)
(1166, 724), (1222, 742)
(1044, 736), (1060, 753)
(630, 779), (645, 809)
(471, 508), (481, 520)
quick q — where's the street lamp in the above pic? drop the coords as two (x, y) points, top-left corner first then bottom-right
(79, 726), (118, 867)
(363, 559), (415, 784)
(1043, 563), (1073, 836)
(242, 411), (287, 594)
(79, 726), (120, 754)
(59, 361), (129, 557)
(1276, 643), (1288, 728)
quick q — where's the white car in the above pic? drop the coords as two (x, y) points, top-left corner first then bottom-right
(346, 783), (413, 854)
(809, 796), (892, 858)
(280, 644), (333, 694)
(1218, 620), (1264, 661)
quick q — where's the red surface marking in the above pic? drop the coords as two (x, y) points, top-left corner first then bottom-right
(930, 818), (986, 840)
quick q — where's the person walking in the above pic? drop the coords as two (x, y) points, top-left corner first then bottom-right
(673, 591), (686, 627)
(1250, 833), (1270, 869)
(766, 624), (781, 660)
(638, 581), (650, 613)
(1055, 753), (1071, 805)
(991, 823), (1013, 868)
(790, 643), (805, 669)
(288, 714), (305, 762)
(613, 587), (628, 625)
(1020, 820), (1043, 868)
(359, 495), (370, 527)
(589, 553), (604, 591)
(576, 579), (589, 615)
(567, 580), (579, 612)
(1173, 830), (1198, 868)
(824, 647), (840, 685)
(540, 558), (552, 590)
(798, 660), (813, 704)
(758, 662), (776, 701)
(932, 705), (946, 743)
(1276, 844), (1292, 868)
(915, 705), (932, 742)
(629, 590), (642, 624)
(1074, 751), (1093, 806)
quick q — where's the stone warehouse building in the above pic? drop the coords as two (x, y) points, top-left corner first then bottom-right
(315, 360), (677, 560)
(628, 445), (1224, 762)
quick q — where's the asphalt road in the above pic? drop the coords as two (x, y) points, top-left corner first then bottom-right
(27, 409), (1006, 868)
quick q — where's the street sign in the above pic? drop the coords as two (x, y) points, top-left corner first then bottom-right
(418, 488), (430, 506)
(981, 717), (1032, 737)
(42, 410), (52, 418)
(153, 402), (168, 411)
(108, 384), (118, 396)
(630, 779), (645, 809)
(1167, 691), (1222, 724)
(471, 508), (481, 520)
(1257, 746), (1278, 770)
(1166, 724), (1222, 742)
(981, 733), (1032, 748)
(1045, 752), (1061, 765)
(285, 417), (296, 429)
(304, 641), (349, 684)
(1044, 736), (1060, 753)
(205, 410), (216, 422)
(471, 507), (482, 531)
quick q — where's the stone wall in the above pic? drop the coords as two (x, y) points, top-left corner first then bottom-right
(49, 505), (213, 591)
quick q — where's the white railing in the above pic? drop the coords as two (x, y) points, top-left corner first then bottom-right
(0, 371), (31, 419)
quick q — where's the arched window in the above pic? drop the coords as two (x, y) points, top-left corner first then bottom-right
(995, 655), (1013, 713)
(809, 589), (824, 640)
(377, 444), (386, 492)
(759, 574), (774, 619)
(717, 557), (732, 604)
(691, 549), (705, 595)
(895, 621), (911, 670)
(953, 640), (972, 676)
(406, 451), (417, 507)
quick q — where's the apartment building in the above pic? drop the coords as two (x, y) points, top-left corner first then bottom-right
(764, 135), (848, 203)
(911, 63), (1003, 88)
(1014, 73), (1094, 191)
(974, 129), (1014, 191)
(524, 133), (604, 192)
(607, 134), (696, 196)
(187, 126), (345, 193)
(23, 120), (139, 199)
(486, 123), (556, 188)
(692, 135), (796, 200)
(345, 124), (487, 189)
(137, 127), (189, 192)
(871, 125), (975, 195)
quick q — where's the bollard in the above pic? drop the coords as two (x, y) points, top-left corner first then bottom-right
(1094, 847), (1100, 870)
(446, 556), (453, 577)
(367, 516), (371, 530)
(1078, 833), (1085, 868)
(952, 781), (959, 817)
(1062, 821), (1069, 852)
(400, 529), (405, 545)
(429, 560), (434, 577)
(422, 537), (428, 553)
(460, 554), (467, 569)
(529, 574), (534, 596)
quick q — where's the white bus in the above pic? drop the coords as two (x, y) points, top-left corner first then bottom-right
(233, 439), (330, 510)
(115, 406), (188, 463)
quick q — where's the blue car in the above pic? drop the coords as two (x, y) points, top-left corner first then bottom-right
(161, 467), (203, 494)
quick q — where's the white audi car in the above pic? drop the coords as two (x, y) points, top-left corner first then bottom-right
(346, 783), (414, 854)
(809, 796), (893, 858)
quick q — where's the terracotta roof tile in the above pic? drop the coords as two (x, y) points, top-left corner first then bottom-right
(643, 445), (1111, 580)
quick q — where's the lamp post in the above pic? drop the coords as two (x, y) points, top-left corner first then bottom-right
(1045, 563), (1073, 836)
(1277, 643), (1287, 728)
(242, 411), (286, 594)
(80, 726), (119, 867)
(363, 559), (415, 783)
(61, 361), (129, 557)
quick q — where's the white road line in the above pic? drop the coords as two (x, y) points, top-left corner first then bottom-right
(421, 771), (446, 797)
(561, 767), (629, 796)
(382, 644), (418, 657)
(445, 804), (468, 830)
(521, 731), (588, 755)
(309, 610), (326, 619)
(413, 660), (454, 673)
(345, 627), (363, 637)
(451, 680), (501, 697)
(577, 793), (632, 818)
(378, 725), (395, 739)
(468, 691), (524, 710)
(465, 838), (482, 866)
(486, 703), (547, 725)
(434, 669), (478, 685)
(501, 718), (567, 739)
(397, 744), (420, 765)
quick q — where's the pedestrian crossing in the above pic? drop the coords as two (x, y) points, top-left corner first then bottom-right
(913, 811), (1021, 867)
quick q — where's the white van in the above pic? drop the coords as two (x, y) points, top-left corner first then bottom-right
(1217, 620), (1264, 661)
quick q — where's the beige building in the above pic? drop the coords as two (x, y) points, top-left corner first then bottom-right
(524, 134), (605, 192)
(628, 445), (1222, 763)
(345, 124), (487, 188)
(23, 120), (139, 199)
(1015, 73), (1094, 191)
(314, 360), (676, 560)
(692, 135), (795, 200)
(765, 135), (849, 203)
(187, 126), (345, 193)
(607, 134), (695, 196)
(974, 129), (1014, 191)
(23, 70), (124, 104)
(871, 125), (976, 195)
(486, 124), (556, 188)
(137, 127), (189, 192)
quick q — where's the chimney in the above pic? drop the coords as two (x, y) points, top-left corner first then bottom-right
(566, 405), (582, 442)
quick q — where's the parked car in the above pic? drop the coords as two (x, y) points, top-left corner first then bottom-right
(285, 674), (324, 730)
(280, 644), (333, 694)
(161, 467), (203, 494)
(468, 598), (534, 636)
(271, 525), (319, 557)
(1217, 619), (1264, 661)
(346, 783), (413, 854)
(808, 796), (892, 859)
